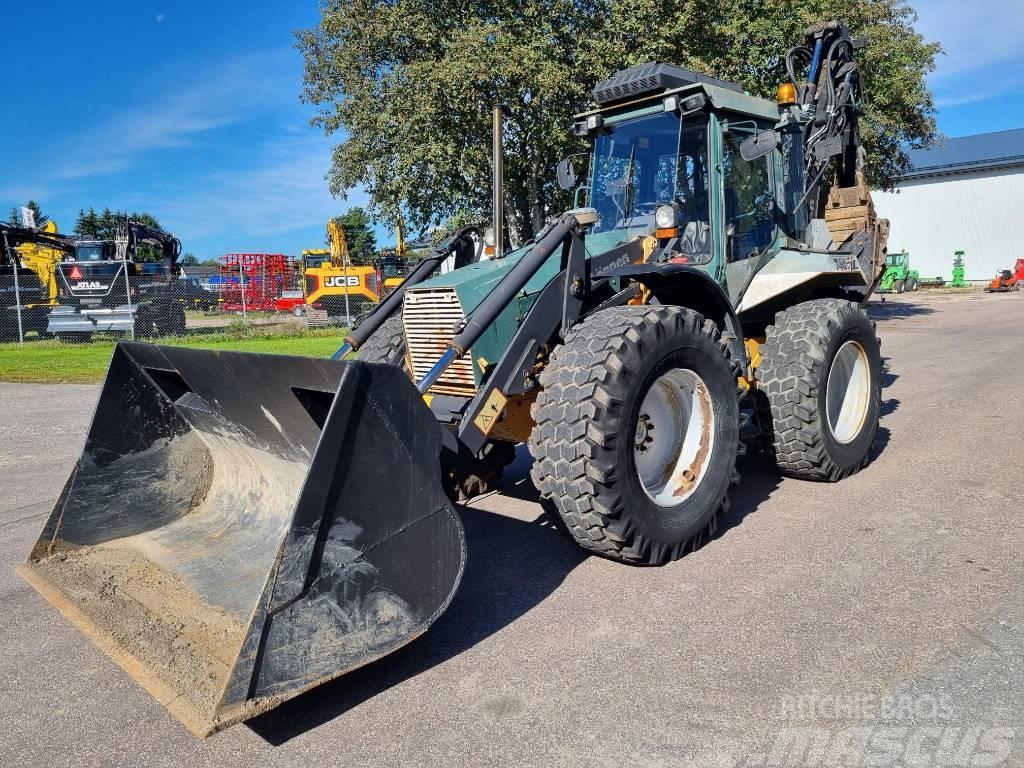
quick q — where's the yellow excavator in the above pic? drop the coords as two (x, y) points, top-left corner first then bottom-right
(302, 218), (409, 315)
(301, 220), (382, 313)
(1, 220), (76, 338)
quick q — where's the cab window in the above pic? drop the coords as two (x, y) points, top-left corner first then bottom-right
(722, 128), (776, 261)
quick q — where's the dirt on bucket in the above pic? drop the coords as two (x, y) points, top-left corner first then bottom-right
(25, 544), (247, 732)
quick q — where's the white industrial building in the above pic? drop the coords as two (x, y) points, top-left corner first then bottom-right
(872, 128), (1024, 283)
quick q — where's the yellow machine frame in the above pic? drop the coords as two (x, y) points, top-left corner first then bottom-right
(14, 220), (65, 308)
(301, 219), (406, 309)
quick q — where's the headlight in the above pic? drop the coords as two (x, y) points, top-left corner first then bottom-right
(655, 204), (677, 229)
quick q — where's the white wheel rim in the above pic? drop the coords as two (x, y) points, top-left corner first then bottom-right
(634, 368), (715, 506)
(826, 340), (871, 444)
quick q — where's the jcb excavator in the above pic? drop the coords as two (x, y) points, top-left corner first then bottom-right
(302, 219), (405, 314)
(20, 22), (888, 735)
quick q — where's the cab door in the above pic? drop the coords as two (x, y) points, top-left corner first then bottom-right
(717, 120), (781, 305)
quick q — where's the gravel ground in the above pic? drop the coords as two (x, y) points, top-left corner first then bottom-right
(1, 290), (1022, 767)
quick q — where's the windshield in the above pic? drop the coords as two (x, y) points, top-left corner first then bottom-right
(589, 113), (709, 240)
(75, 245), (104, 262)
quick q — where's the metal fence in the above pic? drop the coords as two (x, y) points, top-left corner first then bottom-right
(0, 257), (415, 346)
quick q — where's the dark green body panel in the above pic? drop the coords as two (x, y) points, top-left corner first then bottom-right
(412, 230), (637, 384)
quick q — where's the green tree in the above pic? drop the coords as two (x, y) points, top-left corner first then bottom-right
(74, 207), (101, 238)
(333, 207), (378, 264)
(181, 252), (199, 266)
(298, 0), (938, 241)
(8, 200), (49, 227)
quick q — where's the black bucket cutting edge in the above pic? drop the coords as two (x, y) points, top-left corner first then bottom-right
(17, 342), (465, 736)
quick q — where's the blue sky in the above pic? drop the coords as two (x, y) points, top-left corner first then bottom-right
(1, 1), (1022, 260)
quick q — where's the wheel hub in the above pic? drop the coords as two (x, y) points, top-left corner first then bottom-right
(825, 339), (870, 444)
(634, 414), (654, 451)
(633, 368), (715, 507)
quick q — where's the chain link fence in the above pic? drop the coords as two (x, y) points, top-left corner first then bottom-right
(1, 255), (416, 347)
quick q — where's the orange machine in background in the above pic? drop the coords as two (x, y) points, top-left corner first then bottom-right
(985, 258), (1024, 292)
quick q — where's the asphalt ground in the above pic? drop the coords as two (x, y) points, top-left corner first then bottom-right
(1, 290), (1022, 767)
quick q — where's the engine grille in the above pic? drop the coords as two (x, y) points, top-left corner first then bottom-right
(403, 287), (477, 396)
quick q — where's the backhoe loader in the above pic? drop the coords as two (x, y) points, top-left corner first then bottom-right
(20, 21), (887, 736)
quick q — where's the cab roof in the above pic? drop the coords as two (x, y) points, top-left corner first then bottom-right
(575, 80), (780, 123)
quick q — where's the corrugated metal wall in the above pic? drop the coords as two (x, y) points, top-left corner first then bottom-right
(873, 166), (1024, 282)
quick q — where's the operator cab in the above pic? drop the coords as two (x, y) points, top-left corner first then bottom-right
(563, 62), (787, 271)
(72, 241), (116, 262)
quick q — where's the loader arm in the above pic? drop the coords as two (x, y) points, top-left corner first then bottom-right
(332, 226), (480, 359)
(121, 219), (183, 269)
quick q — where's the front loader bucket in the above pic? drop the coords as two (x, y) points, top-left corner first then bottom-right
(17, 342), (464, 736)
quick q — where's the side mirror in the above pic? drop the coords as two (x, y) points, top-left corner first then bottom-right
(556, 158), (578, 191)
(739, 130), (779, 162)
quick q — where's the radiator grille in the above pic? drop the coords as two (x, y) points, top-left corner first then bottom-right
(403, 288), (477, 396)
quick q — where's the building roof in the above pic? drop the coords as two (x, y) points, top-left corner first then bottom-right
(902, 128), (1024, 179)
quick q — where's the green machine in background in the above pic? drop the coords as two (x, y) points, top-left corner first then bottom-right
(949, 250), (968, 287)
(878, 251), (920, 293)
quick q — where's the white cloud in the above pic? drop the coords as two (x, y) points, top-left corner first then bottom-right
(156, 131), (362, 245)
(55, 50), (297, 180)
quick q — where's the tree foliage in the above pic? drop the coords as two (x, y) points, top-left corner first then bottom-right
(298, 0), (938, 242)
(74, 207), (167, 262)
(7, 200), (49, 227)
(332, 207), (378, 264)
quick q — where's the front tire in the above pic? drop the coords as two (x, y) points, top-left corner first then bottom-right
(357, 312), (407, 367)
(529, 306), (741, 565)
(758, 299), (881, 481)
(448, 440), (518, 502)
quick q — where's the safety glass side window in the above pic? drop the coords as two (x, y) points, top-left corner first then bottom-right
(722, 128), (776, 262)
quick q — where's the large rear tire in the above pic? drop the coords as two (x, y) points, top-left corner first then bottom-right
(529, 305), (741, 565)
(758, 299), (881, 481)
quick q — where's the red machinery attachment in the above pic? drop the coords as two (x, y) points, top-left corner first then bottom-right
(218, 254), (300, 311)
